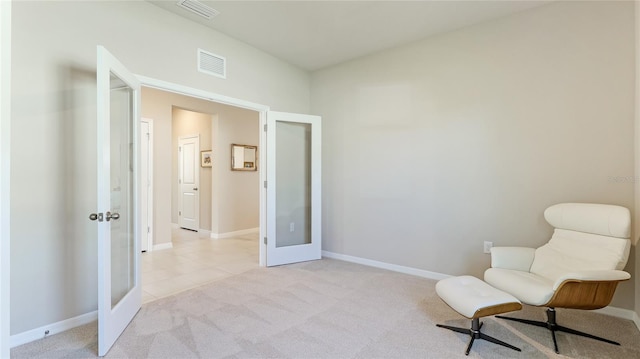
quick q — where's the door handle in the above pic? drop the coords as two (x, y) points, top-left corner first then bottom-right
(193, 187), (198, 191)
(89, 213), (104, 222)
(106, 211), (120, 221)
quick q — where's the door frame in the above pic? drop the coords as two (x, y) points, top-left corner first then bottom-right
(140, 118), (154, 252)
(137, 76), (270, 266)
(0, 0), (11, 357)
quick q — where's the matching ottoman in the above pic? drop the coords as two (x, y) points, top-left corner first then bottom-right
(435, 275), (522, 355)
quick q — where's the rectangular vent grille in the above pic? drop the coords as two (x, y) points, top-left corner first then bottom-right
(176, 0), (220, 20)
(198, 49), (226, 79)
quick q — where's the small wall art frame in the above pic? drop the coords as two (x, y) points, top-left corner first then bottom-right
(201, 150), (212, 167)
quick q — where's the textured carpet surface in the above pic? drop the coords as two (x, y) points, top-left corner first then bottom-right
(11, 259), (640, 358)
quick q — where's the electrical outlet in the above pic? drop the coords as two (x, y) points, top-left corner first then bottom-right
(483, 241), (493, 254)
(289, 222), (295, 232)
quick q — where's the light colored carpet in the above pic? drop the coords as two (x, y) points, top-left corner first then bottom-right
(11, 259), (640, 358)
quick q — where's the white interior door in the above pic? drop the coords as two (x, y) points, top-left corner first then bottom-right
(179, 135), (200, 231)
(266, 111), (321, 266)
(140, 119), (153, 252)
(95, 46), (141, 356)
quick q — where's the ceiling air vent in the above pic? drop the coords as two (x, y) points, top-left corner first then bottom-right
(198, 48), (226, 79)
(176, 0), (220, 20)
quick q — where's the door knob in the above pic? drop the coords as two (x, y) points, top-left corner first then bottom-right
(106, 211), (120, 221)
(193, 187), (198, 191)
(89, 213), (104, 222)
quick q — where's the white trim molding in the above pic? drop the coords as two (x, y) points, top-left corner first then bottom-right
(136, 75), (269, 113)
(140, 118), (154, 253)
(321, 250), (451, 281)
(0, 1), (11, 357)
(634, 0), (640, 331)
(594, 306), (640, 332)
(10, 311), (97, 348)
(211, 227), (259, 240)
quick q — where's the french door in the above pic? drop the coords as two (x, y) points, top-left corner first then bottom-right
(94, 47), (320, 354)
(266, 111), (322, 266)
(95, 46), (141, 356)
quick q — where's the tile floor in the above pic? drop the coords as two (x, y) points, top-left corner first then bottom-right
(141, 228), (260, 303)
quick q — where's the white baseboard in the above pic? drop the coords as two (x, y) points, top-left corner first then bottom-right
(10, 310), (97, 348)
(322, 250), (640, 326)
(152, 242), (173, 251)
(211, 227), (259, 239)
(321, 250), (451, 281)
(594, 306), (640, 331)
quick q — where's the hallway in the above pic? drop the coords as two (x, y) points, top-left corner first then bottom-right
(141, 228), (259, 303)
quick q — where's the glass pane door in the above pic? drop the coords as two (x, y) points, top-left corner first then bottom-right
(266, 111), (321, 266)
(275, 121), (312, 248)
(97, 46), (141, 357)
(109, 72), (135, 308)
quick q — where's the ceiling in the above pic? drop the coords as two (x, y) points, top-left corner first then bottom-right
(148, 0), (551, 71)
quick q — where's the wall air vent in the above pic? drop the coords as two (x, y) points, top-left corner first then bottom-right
(176, 0), (220, 20)
(198, 48), (226, 79)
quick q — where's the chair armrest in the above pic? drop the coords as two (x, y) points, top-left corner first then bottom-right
(490, 247), (535, 272)
(552, 270), (631, 290)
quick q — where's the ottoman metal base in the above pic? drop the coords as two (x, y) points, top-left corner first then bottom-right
(437, 318), (521, 355)
(435, 276), (523, 355)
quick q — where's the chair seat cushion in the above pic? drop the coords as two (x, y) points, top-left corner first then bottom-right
(484, 268), (554, 306)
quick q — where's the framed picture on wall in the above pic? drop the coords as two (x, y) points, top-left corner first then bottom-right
(201, 150), (212, 167)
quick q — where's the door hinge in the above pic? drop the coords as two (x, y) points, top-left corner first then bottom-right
(264, 180), (267, 188)
(179, 179), (182, 184)
(179, 211), (182, 216)
(264, 124), (268, 132)
(179, 146), (182, 152)
(263, 237), (267, 245)
(147, 226), (150, 233)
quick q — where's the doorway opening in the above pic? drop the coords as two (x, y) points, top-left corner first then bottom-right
(139, 85), (263, 303)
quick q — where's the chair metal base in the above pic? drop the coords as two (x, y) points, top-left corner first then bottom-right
(436, 318), (521, 355)
(496, 307), (620, 354)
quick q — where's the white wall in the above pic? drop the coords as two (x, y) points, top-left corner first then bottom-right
(312, 1), (636, 309)
(10, 1), (308, 335)
(214, 108), (260, 235)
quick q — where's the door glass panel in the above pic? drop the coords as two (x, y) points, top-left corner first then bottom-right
(275, 121), (311, 248)
(109, 71), (135, 308)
